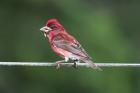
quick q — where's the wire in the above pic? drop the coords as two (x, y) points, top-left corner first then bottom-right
(0, 62), (139, 68)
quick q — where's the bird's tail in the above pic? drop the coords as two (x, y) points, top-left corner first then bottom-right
(81, 59), (102, 71)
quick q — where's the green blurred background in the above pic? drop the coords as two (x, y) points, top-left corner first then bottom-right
(0, 0), (140, 93)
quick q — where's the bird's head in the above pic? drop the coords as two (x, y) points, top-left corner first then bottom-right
(40, 19), (63, 34)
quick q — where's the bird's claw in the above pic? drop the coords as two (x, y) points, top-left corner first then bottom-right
(55, 61), (61, 69)
(73, 62), (78, 69)
(70, 58), (79, 69)
(55, 60), (65, 69)
(73, 62), (77, 68)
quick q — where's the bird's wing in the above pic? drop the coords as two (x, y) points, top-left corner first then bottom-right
(52, 32), (92, 59)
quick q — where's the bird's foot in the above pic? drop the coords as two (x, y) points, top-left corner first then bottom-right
(55, 60), (65, 69)
(72, 59), (79, 69)
(73, 62), (78, 69)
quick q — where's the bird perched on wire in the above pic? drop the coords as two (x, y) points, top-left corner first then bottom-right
(40, 18), (101, 70)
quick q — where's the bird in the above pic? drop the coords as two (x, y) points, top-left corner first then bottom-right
(40, 18), (101, 70)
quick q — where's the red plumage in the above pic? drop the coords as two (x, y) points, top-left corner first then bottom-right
(40, 18), (101, 70)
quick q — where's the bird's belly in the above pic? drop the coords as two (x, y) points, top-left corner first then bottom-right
(52, 46), (72, 58)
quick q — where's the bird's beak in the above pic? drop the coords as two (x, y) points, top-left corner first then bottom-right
(40, 26), (52, 33)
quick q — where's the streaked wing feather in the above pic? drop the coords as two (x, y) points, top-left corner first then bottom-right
(73, 40), (92, 59)
(53, 36), (91, 59)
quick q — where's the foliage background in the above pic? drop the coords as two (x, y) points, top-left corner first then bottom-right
(0, 0), (140, 93)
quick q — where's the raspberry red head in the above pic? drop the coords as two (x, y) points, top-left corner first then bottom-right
(47, 19), (58, 26)
(40, 18), (63, 34)
(47, 19), (63, 30)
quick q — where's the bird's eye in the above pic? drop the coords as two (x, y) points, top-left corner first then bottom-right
(50, 25), (56, 29)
